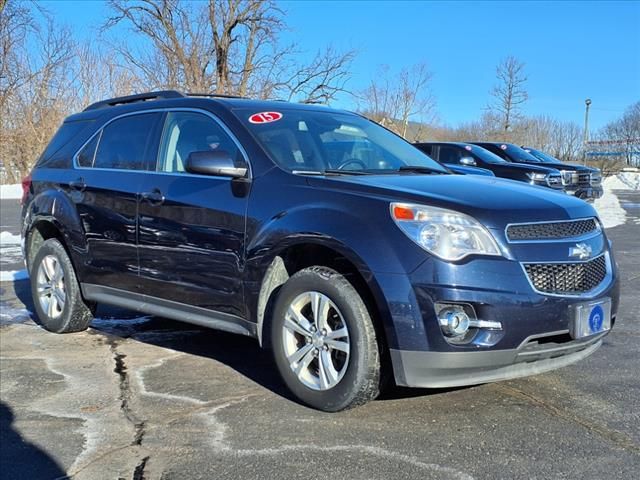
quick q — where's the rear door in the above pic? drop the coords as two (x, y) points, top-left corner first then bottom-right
(136, 110), (250, 318)
(73, 112), (163, 291)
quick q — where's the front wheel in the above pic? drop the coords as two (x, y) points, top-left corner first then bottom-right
(271, 266), (380, 411)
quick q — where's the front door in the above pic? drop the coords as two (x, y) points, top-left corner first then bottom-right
(136, 110), (250, 318)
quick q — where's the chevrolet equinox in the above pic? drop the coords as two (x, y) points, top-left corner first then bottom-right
(21, 91), (620, 411)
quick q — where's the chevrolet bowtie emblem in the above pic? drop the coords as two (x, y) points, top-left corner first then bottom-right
(569, 242), (592, 260)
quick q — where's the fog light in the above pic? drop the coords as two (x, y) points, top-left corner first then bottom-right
(438, 307), (470, 337)
(435, 302), (503, 346)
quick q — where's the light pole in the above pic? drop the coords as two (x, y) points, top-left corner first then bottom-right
(583, 98), (592, 164)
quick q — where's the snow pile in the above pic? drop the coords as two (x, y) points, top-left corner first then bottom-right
(593, 172), (639, 229)
(0, 183), (22, 200)
(594, 188), (626, 229)
(616, 172), (640, 190)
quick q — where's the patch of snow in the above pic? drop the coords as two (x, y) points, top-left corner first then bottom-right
(617, 172), (640, 190)
(0, 231), (21, 244)
(1, 231), (24, 272)
(0, 269), (29, 281)
(593, 173), (640, 229)
(0, 183), (22, 200)
(0, 305), (33, 325)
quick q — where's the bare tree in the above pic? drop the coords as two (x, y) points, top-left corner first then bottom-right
(359, 63), (436, 139)
(489, 55), (528, 133)
(0, 0), (34, 112)
(104, 0), (355, 102)
(598, 101), (640, 166)
(0, 3), (80, 183)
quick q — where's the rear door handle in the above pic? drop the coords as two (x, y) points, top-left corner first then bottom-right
(69, 178), (86, 191)
(141, 188), (165, 206)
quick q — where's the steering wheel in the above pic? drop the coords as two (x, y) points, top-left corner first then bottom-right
(336, 158), (367, 170)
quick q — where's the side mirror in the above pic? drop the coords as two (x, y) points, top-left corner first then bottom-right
(185, 150), (248, 178)
(459, 156), (476, 166)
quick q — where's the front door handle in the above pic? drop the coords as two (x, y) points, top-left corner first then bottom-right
(141, 188), (165, 206)
(69, 178), (86, 191)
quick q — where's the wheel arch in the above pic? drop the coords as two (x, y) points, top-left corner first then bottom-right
(23, 189), (87, 273)
(255, 240), (395, 377)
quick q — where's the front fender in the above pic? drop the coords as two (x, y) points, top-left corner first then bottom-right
(245, 200), (425, 350)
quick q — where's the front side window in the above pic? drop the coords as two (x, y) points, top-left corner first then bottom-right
(157, 112), (241, 173)
(236, 108), (448, 174)
(91, 113), (161, 170)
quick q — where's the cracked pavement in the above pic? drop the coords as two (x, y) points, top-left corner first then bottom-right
(1, 192), (639, 480)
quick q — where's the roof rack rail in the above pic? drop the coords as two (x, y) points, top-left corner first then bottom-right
(186, 92), (246, 99)
(83, 90), (186, 111)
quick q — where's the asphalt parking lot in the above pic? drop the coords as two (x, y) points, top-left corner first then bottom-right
(1, 192), (639, 480)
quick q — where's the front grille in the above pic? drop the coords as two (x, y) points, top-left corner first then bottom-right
(507, 218), (599, 241)
(578, 172), (590, 184)
(524, 255), (607, 294)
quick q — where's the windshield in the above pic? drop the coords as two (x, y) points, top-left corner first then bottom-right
(463, 144), (509, 164)
(501, 144), (544, 163)
(236, 108), (448, 174)
(523, 147), (561, 164)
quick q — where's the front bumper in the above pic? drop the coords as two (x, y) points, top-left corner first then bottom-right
(373, 240), (619, 388)
(567, 185), (603, 200)
(390, 331), (607, 388)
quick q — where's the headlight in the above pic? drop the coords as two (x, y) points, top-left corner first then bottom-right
(527, 172), (547, 182)
(390, 203), (502, 261)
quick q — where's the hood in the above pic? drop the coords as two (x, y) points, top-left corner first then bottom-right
(307, 173), (595, 229)
(507, 160), (562, 173)
(537, 162), (591, 172)
(446, 164), (495, 176)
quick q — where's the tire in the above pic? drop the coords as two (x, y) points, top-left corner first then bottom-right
(271, 266), (380, 411)
(29, 238), (94, 333)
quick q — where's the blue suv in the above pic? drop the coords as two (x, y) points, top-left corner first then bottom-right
(21, 91), (620, 411)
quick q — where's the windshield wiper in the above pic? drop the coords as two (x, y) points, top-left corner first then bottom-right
(292, 169), (370, 176)
(398, 165), (449, 175)
(323, 169), (370, 175)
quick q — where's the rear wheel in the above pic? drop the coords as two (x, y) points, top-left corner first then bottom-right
(271, 266), (380, 411)
(30, 238), (94, 333)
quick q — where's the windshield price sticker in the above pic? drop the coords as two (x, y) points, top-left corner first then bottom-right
(249, 112), (283, 124)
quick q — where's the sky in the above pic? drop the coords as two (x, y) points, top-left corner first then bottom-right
(40, 0), (640, 131)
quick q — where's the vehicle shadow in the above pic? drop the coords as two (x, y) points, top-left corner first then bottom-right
(0, 401), (68, 479)
(13, 281), (463, 407)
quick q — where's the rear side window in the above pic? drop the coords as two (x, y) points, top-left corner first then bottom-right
(438, 146), (463, 164)
(416, 144), (433, 155)
(90, 113), (162, 170)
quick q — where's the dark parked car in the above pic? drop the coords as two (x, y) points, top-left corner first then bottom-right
(522, 146), (603, 200)
(472, 142), (601, 200)
(22, 91), (619, 411)
(414, 142), (564, 190)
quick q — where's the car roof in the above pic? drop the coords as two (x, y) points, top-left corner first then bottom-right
(66, 91), (352, 123)
(416, 141), (475, 147)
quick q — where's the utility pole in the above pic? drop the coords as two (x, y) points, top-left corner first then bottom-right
(583, 98), (591, 165)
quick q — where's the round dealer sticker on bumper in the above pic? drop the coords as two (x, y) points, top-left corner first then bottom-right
(249, 112), (283, 124)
